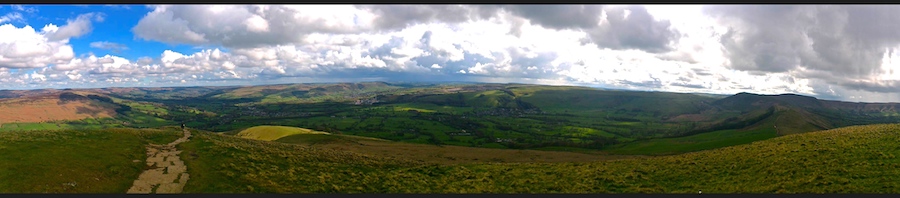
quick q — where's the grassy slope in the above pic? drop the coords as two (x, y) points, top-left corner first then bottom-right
(602, 123), (778, 155)
(513, 87), (715, 116)
(235, 125), (328, 141)
(0, 127), (182, 193)
(179, 123), (900, 193)
(275, 133), (634, 164)
(179, 129), (419, 193)
(773, 107), (832, 135)
(0, 95), (118, 125)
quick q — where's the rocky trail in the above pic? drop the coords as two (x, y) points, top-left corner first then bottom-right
(126, 128), (191, 194)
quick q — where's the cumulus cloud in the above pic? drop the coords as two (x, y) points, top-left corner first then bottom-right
(358, 5), (497, 30)
(587, 6), (680, 53)
(12, 5), (900, 103)
(501, 5), (605, 30)
(362, 5), (679, 53)
(0, 25), (74, 69)
(44, 13), (102, 41)
(0, 13), (103, 69)
(131, 5), (375, 48)
(130, 5), (679, 54)
(704, 5), (900, 94)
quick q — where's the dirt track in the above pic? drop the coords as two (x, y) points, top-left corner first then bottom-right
(127, 129), (191, 194)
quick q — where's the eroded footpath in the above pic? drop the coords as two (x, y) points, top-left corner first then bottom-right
(127, 129), (191, 194)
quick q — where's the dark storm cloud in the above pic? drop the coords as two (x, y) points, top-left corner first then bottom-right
(705, 5), (900, 89)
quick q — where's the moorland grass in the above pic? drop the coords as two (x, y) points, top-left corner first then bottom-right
(178, 124), (900, 193)
(0, 127), (182, 193)
(274, 133), (630, 164)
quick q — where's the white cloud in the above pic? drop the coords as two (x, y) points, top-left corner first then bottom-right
(120, 13), (824, 101)
(244, 14), (269, 33)
(44, 13), (100, 41)
(132, 5), (374, 48)
(0, 24), (75, 69)
(7, 5), (900, 103)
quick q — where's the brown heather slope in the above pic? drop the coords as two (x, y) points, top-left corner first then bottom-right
(0, 92), (118, 125)
(274, 133), (640, 164)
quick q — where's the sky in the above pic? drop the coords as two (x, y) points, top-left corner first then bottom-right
(3, 5), (900, 103)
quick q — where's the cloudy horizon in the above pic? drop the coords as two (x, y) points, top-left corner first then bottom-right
(3, 5), (900, 102)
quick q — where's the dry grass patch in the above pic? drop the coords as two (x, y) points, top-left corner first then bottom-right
(235, 126), (328, 141)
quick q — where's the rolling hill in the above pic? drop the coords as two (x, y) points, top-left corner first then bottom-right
(706, 92), (900, 134)
(4, 81), (900, 193)
(211, 82), (401, 104)
(175, 123), (900, 193)
(4, 82), (900, 156)
(230, 125), (635, 164)
(111, 83), (900, 154)
(0, 92), (121, 126)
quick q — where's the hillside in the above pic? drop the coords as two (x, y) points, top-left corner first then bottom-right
(231, 125), (635, 164)
(176, 123), (900, 193)
(709, 92), (900, 134)
(0, 92), (120, 126)
(4, 82), (900, 156)
(96, 82), (896, 155)
(211, 82), (401, 104)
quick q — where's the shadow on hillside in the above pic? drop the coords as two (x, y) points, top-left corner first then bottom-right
(76, 106), (104, 117)
(58, 92), (88, 105)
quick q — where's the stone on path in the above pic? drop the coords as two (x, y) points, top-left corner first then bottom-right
(127, 129), (192, 194)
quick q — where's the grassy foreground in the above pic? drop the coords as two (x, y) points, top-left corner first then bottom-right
(179, 124), (900, 193)
(0, 127), (182, 193)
